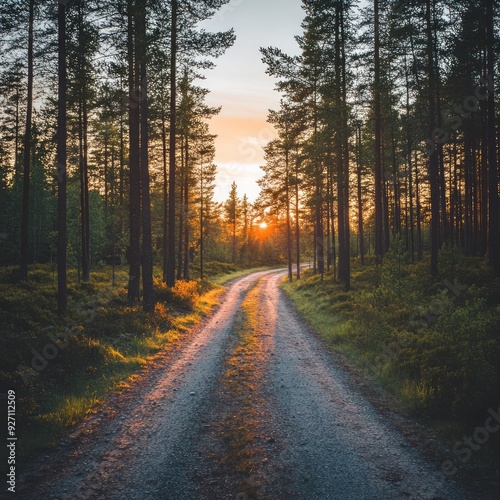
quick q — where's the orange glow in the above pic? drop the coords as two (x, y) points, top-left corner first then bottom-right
(208, 115), (276, 164)
(259, 222), (268, 230)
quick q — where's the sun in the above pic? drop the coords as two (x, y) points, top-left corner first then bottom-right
(259, 221), (268, 230)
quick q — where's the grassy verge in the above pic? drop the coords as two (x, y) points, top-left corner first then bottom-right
(212, 280), (267, 498)
(282, 246), (500, 468)
(0, 263), (261, 471)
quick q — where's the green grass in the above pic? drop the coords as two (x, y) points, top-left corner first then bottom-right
(282, 250), (500, 427)
(282, 253), (500, 479)
(0, 262), (260, 472)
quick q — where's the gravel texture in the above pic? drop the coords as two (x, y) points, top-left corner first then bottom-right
(17, 269), (472, 499)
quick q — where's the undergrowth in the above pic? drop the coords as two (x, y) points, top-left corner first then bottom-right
(282, 246), (500, 457)
(0, 263), (251, 471)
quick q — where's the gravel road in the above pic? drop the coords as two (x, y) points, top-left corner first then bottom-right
(18, 269), (471, 500)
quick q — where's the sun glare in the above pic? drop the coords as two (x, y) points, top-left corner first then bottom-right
(259, 221), (268, 230)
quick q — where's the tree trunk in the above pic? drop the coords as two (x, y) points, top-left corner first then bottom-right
(295, 155), (301, 279)
(337, 3), (350, 289)
(162, 111), (169, 283)
(487, 0), (499, 273)
(200, 160), (204, 280)
(78, 1), (91, 283)
(183, 133), (190, 280)
(232, 220), (237, 264)
(356, 124), (365, 265)
(405, 66), (415, 262)
(167, 0), (177, 287)
(391, 127), (401, 235)
(373, 0), (384, 260)
(177, 141), (184, 280)
(285, 145), (292, 282)
(426, 0), (440, 277)
(82, 90), (90, 281)
(57, 2), (67, 316)
(480, 94), (488, 256)
(127, 0), (141, 305)
(415, 150), (423, 261)
(326, 159), (332, 271)
(20, 0), (34, 280)
(138, 1), (154, 312)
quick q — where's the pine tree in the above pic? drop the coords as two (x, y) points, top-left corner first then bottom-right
(225, 182), (240, 264)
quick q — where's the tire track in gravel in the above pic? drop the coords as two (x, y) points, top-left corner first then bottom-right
(194, 276), (292, 500)
(257, 271), (468, 500)
(17, 269), (281, 500)
(195, 270), (469, 499)
(19, 268), (472, 500)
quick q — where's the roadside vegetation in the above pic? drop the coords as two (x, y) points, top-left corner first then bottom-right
(282, 245), (500, 462)
(0, 261), (254, 468)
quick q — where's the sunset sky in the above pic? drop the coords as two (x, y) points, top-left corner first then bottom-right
(200, 0), (305, 202)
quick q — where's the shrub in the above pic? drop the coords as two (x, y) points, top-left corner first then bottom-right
(284, 256), (500, 426)
(421, 299), (499, 419)
(171, 280), (201, 309)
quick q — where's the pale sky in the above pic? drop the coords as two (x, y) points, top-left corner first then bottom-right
(199, 0), (305, 202)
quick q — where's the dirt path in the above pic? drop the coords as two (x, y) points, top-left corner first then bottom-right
(18, 269), (471, 499)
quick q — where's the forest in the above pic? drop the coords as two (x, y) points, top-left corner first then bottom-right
(1, 0), (500, 489)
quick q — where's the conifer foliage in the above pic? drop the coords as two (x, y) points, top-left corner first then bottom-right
(260, 0), (499, 286)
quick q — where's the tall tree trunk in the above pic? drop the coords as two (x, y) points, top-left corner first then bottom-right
(200, 159), (204, 280)
(57, 1), (67, 315)
(20, 0), (34, 280)
(326, 158), (332, 271)
(373, 0), (384, 260)
(285, 145), (292, 282)
(312, 222), (317, 274)
(138, 1), (154, 312)
(167, 0), (177, 287)
(295, 155), (301, 280)
(356, 123), (365, 265)
(464, 136), (473, 255)
(415, 150), (423, 261)
(330, 172), (337, 280)
(78, 1), (91, 283)
(337, 3), (350, 289)
(313, 86), (324, 278)
(433, 11), (449, 247)
(127, 0), (141, 305)
(487, 0), (499, 273)
(78, 94), (85, 282)
(104, 135), (109, 216)
(426, 0), (440, 277)
(472, 139), (479, 255)
(316, 189), (324, 278)
(111, 146), (116, 286)
(14, 85), (20, 180)
(405, 66), (415, 262)
(382, 145), (390, 251)
(451, 141), (458, 245)
(391, 128), (401, 235)
(183, 133), (190, 280)
(480, 94), (489, 256)
(232, 217), (237, 264)
(120, 76), (125, 207)
(82, 91), (90, 281)
(177, 142), (184, 280)
(162, 110), (169, 282)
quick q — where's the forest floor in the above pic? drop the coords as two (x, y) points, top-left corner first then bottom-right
(14, 268), (487, 499)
